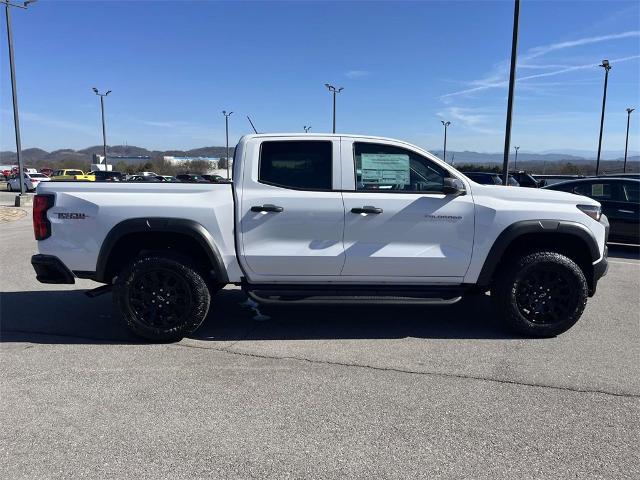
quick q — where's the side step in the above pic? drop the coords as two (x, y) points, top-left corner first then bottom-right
(244, 284), (465, 306)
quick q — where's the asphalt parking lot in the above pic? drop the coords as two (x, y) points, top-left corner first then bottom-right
(1, 189), (639, 479)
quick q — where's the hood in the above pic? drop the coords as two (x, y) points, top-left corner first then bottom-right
(468, 183), (601, 207)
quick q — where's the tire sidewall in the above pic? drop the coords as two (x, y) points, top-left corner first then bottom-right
(114, 255), (211, 342)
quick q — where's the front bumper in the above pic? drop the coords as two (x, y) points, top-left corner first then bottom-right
(31, 254), (75, 284)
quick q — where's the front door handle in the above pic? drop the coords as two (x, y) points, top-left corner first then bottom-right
(618, 209), (634, 214)
(351, 206), (383, 214)
(251, 204), (284, 213)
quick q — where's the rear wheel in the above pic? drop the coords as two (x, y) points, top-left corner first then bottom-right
(114, 255), (211, 342)
(492, 251), (588, 337)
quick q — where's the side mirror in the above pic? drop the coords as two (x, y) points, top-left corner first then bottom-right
(442, 177), (465, 195)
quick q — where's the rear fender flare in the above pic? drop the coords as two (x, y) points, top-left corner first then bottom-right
(96, 218), (228, 284)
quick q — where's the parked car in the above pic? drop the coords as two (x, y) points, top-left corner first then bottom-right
(88, 171), (123, 182)
(462, 171), (520, 186)
(50, 169), (95, 181)
(40, 168), (54, 177)
(161, 175), (178, 182)
(32, 133), (608, 342)
(7, 172), (51, 192)
(510, 171), (545, 188)
(176, 173), (209, 183)
(544, 178), (639, 244)
(137, 171), (159, 177)
(127, 175), (162, 182)
(201, 174), (226, 183)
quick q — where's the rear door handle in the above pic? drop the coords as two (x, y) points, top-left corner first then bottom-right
(618, 209), (634, 214)
(251, 204), (284, 213)
(351, 206), (383, 214)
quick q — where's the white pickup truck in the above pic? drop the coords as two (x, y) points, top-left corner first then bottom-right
(31, 134), (609, 341)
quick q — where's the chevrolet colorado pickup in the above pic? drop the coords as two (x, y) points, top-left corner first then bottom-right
(31, 134), (608, 341)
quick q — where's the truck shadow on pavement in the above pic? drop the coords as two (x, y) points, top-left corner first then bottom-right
(1, 288), (521, 344)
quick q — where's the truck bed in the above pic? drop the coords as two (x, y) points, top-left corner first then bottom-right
(36, 182), (241, 279)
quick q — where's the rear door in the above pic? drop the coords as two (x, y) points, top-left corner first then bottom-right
(238, 137), (345, 281)
(340, 139), (475, 280)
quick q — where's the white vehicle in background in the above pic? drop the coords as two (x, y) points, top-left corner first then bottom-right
(31, 133), (609, 342)
(8, 172), (51, 192)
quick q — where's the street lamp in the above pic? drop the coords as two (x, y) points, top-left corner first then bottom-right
(441, 120), (451, 163)
(222, 110), (233, 179)
(3, 0), (37, 200)
(624, 108), (635, 173)
(325, 84), (343, 133)
(92, 88), (111, 169)
(596, 59), (612, 175)
(514, 145), (520, 170)
(303, 125), (311, 133)
(501, 0), (520, 187)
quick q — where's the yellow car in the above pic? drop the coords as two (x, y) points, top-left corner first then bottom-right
(50, 169), (95, 181)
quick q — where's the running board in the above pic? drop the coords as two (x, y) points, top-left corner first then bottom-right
(244, 284), (465, 306)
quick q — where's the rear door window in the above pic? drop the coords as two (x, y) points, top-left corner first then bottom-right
(259, 141), (332, 190)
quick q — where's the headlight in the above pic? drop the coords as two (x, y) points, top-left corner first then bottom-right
(577, 204), (602, 221)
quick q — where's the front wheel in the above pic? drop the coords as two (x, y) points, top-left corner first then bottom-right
(114, 255), (211, 342)
(492, 251), (588, 337)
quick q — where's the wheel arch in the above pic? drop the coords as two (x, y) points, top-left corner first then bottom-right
(95, 218), (228, 284)
(477, 220), (600, 293)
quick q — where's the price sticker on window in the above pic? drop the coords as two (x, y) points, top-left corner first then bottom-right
(361, 154), (410, 185)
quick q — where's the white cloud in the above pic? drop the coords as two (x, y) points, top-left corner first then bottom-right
(440, 30), (640, 99)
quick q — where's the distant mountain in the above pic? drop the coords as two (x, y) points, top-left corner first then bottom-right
(0, 145), (234, 166)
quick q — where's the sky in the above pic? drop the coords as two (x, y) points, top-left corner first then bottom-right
(1, 0), (639, 155)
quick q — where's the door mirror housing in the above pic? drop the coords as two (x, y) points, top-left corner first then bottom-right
(442, 177), (465, 195)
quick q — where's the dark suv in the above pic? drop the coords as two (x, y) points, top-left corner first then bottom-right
(544, 178), (640, 244)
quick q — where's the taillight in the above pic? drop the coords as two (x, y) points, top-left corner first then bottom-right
(33, 194), (54, 240)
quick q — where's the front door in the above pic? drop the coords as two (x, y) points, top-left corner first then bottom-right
(239, 138), (345, 281)
(340, 139), (475, 280)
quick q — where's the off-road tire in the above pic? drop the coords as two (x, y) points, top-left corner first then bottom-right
(492, 251), (588, 337)
(114, 254), (211, 342)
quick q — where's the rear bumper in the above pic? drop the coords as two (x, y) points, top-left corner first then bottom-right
(31, 254), (75, 284)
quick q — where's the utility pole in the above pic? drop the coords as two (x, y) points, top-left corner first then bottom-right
(92, 88), (111, 168)
(623, 108), (634, 173)
(501, 0), (520, 186)
(223, 110), (233, 179)
(4, 0), (37, 201)
(514, 146), (520, 170)
(325, 84), (343, 133)
(596, 59), (611, 176)
(441, 120), (451, 163)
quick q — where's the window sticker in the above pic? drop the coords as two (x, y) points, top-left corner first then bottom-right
(592, 184), (604, 196)
(361, 153), (410, 185)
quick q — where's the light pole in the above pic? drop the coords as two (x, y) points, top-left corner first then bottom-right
(92, 88), (111, 168)
(4, 0), (37, 199)
(304, 125), (311, 133)
(623, 108), (635, 173)
(325, 84), (343, 133)
(596, 59), (611, 175)
(501, 0), (520, 186)
(223, 110), (233, 179)
(514, 145), (520, 170)
(441, 120), (451, 163)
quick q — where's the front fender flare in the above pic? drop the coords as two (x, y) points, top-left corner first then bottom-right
(476, 219), (600, 287)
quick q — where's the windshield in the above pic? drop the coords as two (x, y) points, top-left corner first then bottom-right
(29, 173), (48, 179)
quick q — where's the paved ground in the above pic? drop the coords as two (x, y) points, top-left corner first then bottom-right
(1, 190), (639, 479)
